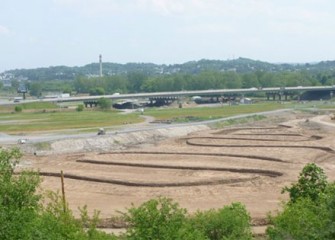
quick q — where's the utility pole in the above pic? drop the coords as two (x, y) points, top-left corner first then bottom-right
(60, 170), (67, 213)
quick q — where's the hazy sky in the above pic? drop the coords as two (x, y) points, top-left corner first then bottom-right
(1, 0), (335, 72)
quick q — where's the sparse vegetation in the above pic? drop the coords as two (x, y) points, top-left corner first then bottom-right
(144, 102), (288, 121)
(213, 115), (266, 128)
(21, 102), (58, 110)
(34, 142), (52, 151)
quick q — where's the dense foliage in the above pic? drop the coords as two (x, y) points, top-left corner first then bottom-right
(98, 98), (112, 110)
(72, 70), (325, 95)
(267, 163), (335, 239)
(282, 163), (328, 203)
(189, 202), (253, 240)
(0, 148), (117, 240)
(124, 197), (252, 240)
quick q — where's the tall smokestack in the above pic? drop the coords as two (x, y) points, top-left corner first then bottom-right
(99, 54), (102, 77)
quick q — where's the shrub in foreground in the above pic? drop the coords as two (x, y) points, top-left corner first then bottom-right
(124, 197), (252, 240)
(267, 163), (335, 240)
(0, 147), (117, 240)
(190, 202), (253, 240)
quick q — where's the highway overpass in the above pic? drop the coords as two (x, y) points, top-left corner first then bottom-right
(8, 85), (335, 105)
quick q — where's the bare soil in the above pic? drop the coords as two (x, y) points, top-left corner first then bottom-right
(18, 111), (335, 230)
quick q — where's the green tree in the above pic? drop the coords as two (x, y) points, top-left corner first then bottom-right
(98, 97), (112, 110)
(90, 87), (105, 96)
(267, 164), (335, 240)
(224, 72), (242, 89)
(105, 75), (128, 94)
(0, 148), (41, 239)
(141, 77), (158, 92)
(62, 86), (73, 94)
(190, 203), (253, 240)
(11, 79), (19, 91)
(127, 71), (147, 93)
(29, 82), (43, 97)
(242, 73), (260, 88)
(124, 197), (252, 240)
(282, 163), (328, 203)
(124, 197), (195, 240)
(0, 148), (117, 240)
(266, 197), (328, 240)
(76, 104), (84, 112)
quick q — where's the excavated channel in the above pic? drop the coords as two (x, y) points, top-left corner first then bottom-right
(38, 171), (260, 187)
(77, 159), (282, 177)
(183, 136), (314, 142)
(98, 151), (285, 162)
(185, 139), (335, 153)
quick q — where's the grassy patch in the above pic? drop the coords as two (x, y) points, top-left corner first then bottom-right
(21, 102), (58, 110)
(145, 103), (290, 121)
(0, 110), (143, 133)
(1, 101), (334, 134)
(0, 101), (59, 113)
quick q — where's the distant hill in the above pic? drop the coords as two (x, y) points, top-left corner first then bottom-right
(1, 58), (335, 81)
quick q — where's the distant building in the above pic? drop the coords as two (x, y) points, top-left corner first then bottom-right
(240, 97), (252, 104)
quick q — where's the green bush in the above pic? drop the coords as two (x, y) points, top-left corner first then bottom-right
(0, 148), (117, 240)
(124, 197), (190, 240)
(190, 202), (253, 240)
(124, 197), (252, 240)
(282, 163), (328, 203)
(266, 198), (328, 240)
(267, 164), (335, 240)
(90, 87), (105, 96)
(98, 97), (112, 110)
(76, 104), (84, 112)
(0, 148), (41, 239)
(14, 105), (22, 112)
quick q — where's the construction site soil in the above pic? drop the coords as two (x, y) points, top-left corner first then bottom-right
(17, 111), (335, 232)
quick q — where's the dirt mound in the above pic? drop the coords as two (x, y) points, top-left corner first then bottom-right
(40, 125), (210, 155)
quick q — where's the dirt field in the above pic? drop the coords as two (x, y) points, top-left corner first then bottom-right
(18, 111), (335, 227)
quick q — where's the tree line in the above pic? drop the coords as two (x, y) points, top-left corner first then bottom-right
(18, 70), (335, 97)
(3, 58), (335, 81)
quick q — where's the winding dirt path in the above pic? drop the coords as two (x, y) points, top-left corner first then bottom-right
(18, 112), (335, 238)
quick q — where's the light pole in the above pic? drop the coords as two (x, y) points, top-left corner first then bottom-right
(330, 91), (333, 101)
